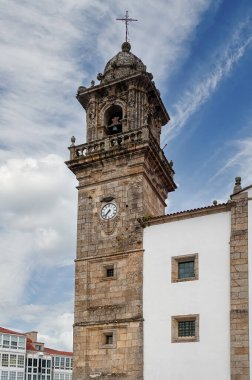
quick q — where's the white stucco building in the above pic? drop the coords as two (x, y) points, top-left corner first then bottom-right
(0, 328), (72, 380)
(0, 328), (26, 380)
(142, 182), (252, 380)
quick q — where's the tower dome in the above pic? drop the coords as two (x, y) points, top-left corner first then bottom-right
(97, 42), (146, 84)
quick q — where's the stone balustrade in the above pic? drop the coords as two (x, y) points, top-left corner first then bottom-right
(69, 127), (149, 160)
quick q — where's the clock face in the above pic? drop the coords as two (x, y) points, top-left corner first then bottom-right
(101, 203), (117, 220)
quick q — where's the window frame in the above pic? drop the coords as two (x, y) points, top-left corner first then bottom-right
(171, 314), (199, 343)
(171, 253), (199, 283)
(101, 330), (116, 349)
(103, 263), (117, 281)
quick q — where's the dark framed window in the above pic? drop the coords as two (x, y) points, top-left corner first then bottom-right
(178, 320), (195, 337)
(105, 333), (113, 345)
(172, 314), (199, 343)
(106, 267), (114, 278)
(172, 253), (199, 282)
(178, 260), (195, 279)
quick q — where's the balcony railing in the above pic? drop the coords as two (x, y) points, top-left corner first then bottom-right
(68, 127), (149, 160)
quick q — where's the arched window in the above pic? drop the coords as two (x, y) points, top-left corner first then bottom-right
(104, 105), (123, 135)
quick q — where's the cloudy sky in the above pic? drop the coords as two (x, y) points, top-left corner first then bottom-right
(0, 0), (251, 351)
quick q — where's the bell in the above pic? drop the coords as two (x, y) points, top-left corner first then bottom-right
(112, 125), (119, 133)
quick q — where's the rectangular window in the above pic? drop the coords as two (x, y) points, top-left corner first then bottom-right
(47, 360), (51, 368)
(18, 337), (25, 350)
(178, 260), (195, 279)
(3, 334), (10, 348)
(178, 320), (195, 337)
(0, 334), (2, 347)
(1, 372), (8, 380)
(17, 373), (23, 380)
(60, 357), (65, 369)
(171, 314), (199, 343)
(106, 267), (114, 277)
(55, 357), (60, 369)
(9, 372), (16, 380)
(65, 358), (70, 369)
(28, 358), (32, 367)
(2, 354), (9, 366)
(70, 359), (73, 369)
(172, 253), (199, 282)
(11, 336), (18, 349)
(103, 263), (117, 280)
(105, 333), (113, 345)
(10, 354), (17, 367)
(18, 355), (24, 368)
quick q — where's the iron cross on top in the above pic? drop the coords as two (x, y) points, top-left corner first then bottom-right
(116, 11), (138, 42)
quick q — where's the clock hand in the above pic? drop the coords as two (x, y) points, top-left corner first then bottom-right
(105, 209), (111, 217)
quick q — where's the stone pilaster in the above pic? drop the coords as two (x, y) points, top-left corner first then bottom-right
(230, 191), (250, 379)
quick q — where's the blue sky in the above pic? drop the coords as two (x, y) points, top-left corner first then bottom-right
(0, 0), (251, 350)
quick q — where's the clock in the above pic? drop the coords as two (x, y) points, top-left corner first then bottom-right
(101, 203), (117, 220)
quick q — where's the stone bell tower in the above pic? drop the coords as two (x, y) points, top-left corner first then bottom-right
(66, 41), (176, 380)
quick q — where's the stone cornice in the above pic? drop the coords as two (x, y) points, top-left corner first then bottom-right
(73, 316), (144, 328)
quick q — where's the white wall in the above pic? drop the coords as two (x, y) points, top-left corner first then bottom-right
(143, 211), (231, 380)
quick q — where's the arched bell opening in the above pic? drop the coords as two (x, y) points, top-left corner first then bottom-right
(104, 105), (123, 135)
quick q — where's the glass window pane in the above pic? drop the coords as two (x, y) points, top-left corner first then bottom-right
(178, 261), (195, 279)
(65, 358), (70, 368)
(10, 354), (17, 367)
(178, 320), (195, 337)
(18, 337), (25, 349)
(11, 336), (18, 349)
(1, 372), (8, 380)
(60, 357), (65, 369)
(9, 372), (16, 380)
(55, 357), (60, 368)
(18, 355), (25, 368)
(2, 353), (9, 366)
(3, 334), (10, 348)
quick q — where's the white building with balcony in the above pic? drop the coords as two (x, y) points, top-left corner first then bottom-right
(0, 328), (72, 380)
(0, 327), (26, 380)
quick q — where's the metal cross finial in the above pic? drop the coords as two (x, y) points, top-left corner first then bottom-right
(116, 11), (138, 42)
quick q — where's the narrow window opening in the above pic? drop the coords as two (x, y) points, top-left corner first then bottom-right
(104, 105), (123, 135)
(105, 333), (113, 345)
(106, 266), (114, 278)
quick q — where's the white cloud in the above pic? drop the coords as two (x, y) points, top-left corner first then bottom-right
(162, 19), (252, 143)
(0, 155), (76, 338)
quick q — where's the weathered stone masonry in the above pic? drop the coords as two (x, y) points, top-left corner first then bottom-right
(230, 190), (250, 380)
(66, 41), (176, 379)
